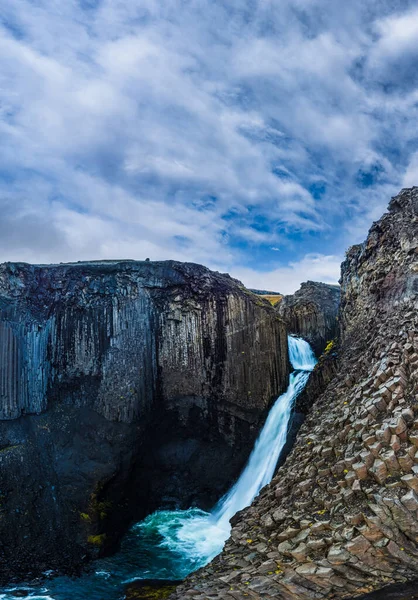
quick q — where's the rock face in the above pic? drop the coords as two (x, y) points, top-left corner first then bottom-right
(0, 260), (289, 582)
(278, 281), (340, 356)
(171, 188), (418, 600)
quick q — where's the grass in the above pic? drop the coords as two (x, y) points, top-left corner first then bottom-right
(257, 294), (283, 306)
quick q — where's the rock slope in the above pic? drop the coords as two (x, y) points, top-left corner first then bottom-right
(278, 281), (340, 356)
(170, 189), (418, 600)
(0, 260), (289, 582)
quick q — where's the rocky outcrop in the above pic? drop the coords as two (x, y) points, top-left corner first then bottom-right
(170, 188), (418, 599)
(0, 260), (289, 582)
(278, 281), (340, 356)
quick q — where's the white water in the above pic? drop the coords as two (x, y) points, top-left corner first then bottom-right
(0, 336), (316, 599)
(136, 335), (317, 575)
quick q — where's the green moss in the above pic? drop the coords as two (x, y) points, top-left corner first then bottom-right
(97, 500), (112, 520)
(0, 445), (20, 453)
(87, 534), (106, 546)
(80, 512), (91, 522)
(324, 340), (335, 353)
(125, 582), (179, 600)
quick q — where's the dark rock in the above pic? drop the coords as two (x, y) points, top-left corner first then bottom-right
(170, 189), (418, 599)
(278, 280), (340, 356)
(125, 579), (182, 599)
(355, 580), (418, 599)
(0, 259), (289, 583)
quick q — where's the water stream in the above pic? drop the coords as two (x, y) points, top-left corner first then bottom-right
(0, 336), (316, 600)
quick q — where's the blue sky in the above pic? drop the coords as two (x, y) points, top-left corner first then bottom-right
(0, 0), (417, 293)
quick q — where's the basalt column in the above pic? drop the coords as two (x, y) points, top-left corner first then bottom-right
(0, 259), (289, 582)
(171, 189), (418, 600)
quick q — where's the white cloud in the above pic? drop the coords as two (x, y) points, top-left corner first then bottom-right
(233, 254), (342, 295)
(403, 152), (418, 188)
(0, 0), (417, 287)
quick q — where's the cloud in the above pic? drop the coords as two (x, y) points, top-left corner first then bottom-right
(234, 254), (342, 295)
(403, 152), (418, 188)
(367, 7), (418, 90)
(0, 0), (417, 291)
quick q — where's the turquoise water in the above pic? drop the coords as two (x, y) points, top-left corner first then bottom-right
(0, 336), (316, 600)
(0, 509), (210, 600)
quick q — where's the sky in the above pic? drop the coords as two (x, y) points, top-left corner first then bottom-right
(0, 0), (417, 294)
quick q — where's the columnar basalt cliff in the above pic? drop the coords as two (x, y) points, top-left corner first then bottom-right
(0, 260), (289, 582)
(171, 188), (418, 600)
(278, 281), (340, 356)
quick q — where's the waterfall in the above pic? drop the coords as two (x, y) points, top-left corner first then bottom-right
(134, 335), (317, 578)
(212, 335), (316, 528)
(0, 336), (317, 599)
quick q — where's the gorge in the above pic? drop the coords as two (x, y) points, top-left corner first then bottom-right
(0, 335), (314, 600)
(0, 260), (289, 585)
(0, 187), (417, 600)
(171, 188), (418, 599)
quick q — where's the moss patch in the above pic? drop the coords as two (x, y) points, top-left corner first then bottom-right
(87, 534), (106, 546)
(125, 580), (181, 600)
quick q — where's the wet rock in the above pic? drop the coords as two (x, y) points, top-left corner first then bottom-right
(125, 579), (181, 599)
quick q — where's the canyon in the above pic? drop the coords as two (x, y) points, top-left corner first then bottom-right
(0, 187), (417, 600)
(170, 188), (418, 599)
(0, 260), (289, 582)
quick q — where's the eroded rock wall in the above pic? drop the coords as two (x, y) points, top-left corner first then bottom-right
(171, 189), (418, 600)
(278, 281), (340, 356)
(0, 260), (289, 582)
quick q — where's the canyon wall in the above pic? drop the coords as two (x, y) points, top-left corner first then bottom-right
(0, 260), (289, 582)
(278, 281), (340, 356)
(171, 188), (418, 600)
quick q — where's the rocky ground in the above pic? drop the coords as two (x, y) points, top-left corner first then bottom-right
(169, 190), (418, 599)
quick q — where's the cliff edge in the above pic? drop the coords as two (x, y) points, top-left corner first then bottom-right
(171, 189), (418, 599)
(0, 260), (289, 582)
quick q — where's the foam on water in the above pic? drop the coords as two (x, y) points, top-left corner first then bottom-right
(137, 335), (316, 572)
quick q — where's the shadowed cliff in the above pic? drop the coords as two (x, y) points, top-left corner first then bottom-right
(0, 259), (289, 582)
(278, 280), (340, 357)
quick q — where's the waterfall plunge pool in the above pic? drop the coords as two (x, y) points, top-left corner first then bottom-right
(0, 336), (316, 600)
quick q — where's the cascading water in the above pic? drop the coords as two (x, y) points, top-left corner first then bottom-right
(135, 335), (316, 576)
(0, 336), (316, 600)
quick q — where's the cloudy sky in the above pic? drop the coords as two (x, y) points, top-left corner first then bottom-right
(0, 0), (417, 293)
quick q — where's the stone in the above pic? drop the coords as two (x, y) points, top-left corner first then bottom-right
(401, 490), (418, 512)
(390, 435), (401, 452)
(277, 527), (300, 542)
(352, 462), (368, 480)
(398, 453), (414, 472)
(290, 543), (308, 561)
(401, 475), (418, 493)
(369, 459), (388, 484)
(380, 450), (401, 473)
(272, 510), (287, 523)
(389, 416), (407, 436)
(327, 546), (351, 565)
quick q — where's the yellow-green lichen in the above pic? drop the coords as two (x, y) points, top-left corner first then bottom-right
(125, 583), (179, 599)
(87, 534), (106, 546)
(80, 512), (91, 522)
(324, 340), (335, 353)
